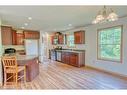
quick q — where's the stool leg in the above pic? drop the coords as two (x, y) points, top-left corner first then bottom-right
(4, 72), (7, 86)
(24, 67), (26, 83)
(15, 72), (18, 87)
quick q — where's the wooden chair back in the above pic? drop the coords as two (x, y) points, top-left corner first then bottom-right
(1, 56), (17, 69)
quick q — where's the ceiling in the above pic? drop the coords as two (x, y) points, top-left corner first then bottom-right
(0, 6), (127, 32)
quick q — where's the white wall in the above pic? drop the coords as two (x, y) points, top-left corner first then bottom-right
(85, 17), (127, 76)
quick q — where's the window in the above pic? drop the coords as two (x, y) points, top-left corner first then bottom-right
(67, 34), (75, 47)
(97, 26), (122, 62)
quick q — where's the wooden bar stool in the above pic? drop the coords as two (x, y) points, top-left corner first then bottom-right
(1, 56), (26, 87)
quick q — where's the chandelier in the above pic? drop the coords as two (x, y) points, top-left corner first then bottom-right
(92, 6), (118, 24)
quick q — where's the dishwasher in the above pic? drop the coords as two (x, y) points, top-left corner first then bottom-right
(56, 51), (62, 62)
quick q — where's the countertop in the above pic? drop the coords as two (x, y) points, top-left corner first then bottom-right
(51, 49), (85, 53)
(16, 55), (38, 61)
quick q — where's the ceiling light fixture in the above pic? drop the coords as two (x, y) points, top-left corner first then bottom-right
(28, 17), (32, 20)
(24, 23), (28, 26)
(21, 27), (25, 29)
(68, 24), (72, 26)
(92, 6), (118, 24)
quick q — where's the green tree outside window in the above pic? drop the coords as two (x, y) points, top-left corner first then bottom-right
(98, 26), (122, 62)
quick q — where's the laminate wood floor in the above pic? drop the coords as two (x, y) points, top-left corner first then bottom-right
(1, 60), (127, 89)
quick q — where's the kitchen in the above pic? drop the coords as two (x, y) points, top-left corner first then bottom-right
(0, 6), (127, 90)
(49, 30), (85, 67)
(0, 25), (40, 85)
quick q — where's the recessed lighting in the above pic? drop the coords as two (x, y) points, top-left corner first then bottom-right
(68, 24), (72, 26)
(28, 17), (32, 20)
(21, 27), (25, 29)
(24, 23), (28, 26)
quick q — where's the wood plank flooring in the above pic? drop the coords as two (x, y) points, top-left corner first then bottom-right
(0, 59), (127, 89)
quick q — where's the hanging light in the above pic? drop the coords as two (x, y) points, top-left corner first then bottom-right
(92, 6), (118, 24)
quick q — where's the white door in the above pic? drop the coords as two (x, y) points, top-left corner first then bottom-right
(25, 39), (39, 56)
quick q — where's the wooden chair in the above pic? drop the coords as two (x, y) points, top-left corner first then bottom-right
(1, 56), (26, 86)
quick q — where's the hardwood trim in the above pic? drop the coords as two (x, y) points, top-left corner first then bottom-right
(97, 25), (123, 63)
(86, 65), (127, 80)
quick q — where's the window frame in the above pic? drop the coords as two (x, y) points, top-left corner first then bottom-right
(67, 33), (76, 48)
(97, 25), (123, 63)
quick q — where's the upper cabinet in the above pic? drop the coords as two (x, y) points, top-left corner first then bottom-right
(50, 32), (66, 45)
(1, 26), (13, 45)
(16, 33), (24, 45)
(74, 30), (85, 44)
(58, 34), (64, 44)
(24, 30), (40, 39)
(12, 29), (17, 45)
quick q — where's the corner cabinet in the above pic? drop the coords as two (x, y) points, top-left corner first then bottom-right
(74, 30), (85, 44)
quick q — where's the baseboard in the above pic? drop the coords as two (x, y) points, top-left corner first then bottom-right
(85, 65), (127, 80)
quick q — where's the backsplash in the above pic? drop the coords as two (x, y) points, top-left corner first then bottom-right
(51, 44), (86, 50)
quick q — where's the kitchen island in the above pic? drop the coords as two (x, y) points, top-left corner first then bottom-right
(17, 55), (39, 82)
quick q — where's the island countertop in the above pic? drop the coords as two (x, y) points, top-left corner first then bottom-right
(16, 55), (38, 61)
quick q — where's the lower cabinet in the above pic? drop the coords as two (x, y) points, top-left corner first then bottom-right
(69, 53), (78, 67)
(62, 52), (70, 64)
(62, 51), (85, 67)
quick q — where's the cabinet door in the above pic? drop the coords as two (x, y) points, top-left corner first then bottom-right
(74, 31), (85, 44)
(12, 29), (17, 45)
(62, 52), (66, 63)
(16, 33), (24, 45)
(51, 36), (54, 45)
(24, 31), (40, 39)
(58, 35), (64, 44)
(69, 53), (78, 67)
(1, 26), (12, 45)
(65, 52), (70, 64)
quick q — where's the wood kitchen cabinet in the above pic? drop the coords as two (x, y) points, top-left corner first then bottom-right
(61, 51), (85, 67)
(62, 52), (70, 64)
(12, 29), (17, 45)
(1, 26), (12, 45)
(16, 33), (24, 45)
(24, 30), (40, 39)
(51, 35), (55, 45)
(51, 33), (66, 45)
(58, 35), (64, 44)
(69, 53), (78, 67)
(62, 52), (66, 63)
(74, 30), (85, 44)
